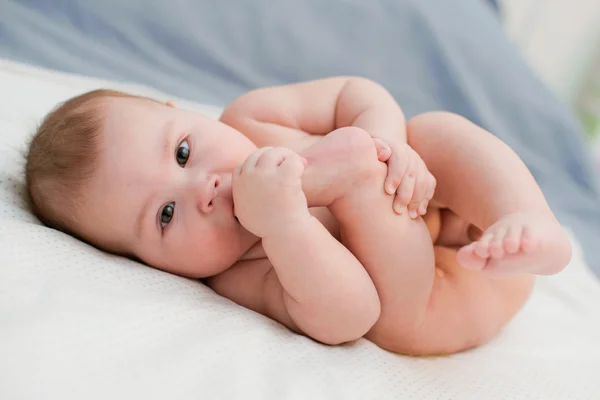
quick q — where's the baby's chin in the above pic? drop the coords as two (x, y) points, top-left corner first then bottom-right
(194, 229), (260, 278)
(164, 255), (237, 279)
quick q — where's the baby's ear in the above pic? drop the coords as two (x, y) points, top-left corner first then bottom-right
(165, 100), (176, 108)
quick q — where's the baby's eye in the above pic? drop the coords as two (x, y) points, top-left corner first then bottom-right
(176, 139), (190, 167)
(160, 202), (175, 229)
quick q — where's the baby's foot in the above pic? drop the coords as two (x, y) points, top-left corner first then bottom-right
(456, 212), (572, 275)
(300, 127), (385, 207)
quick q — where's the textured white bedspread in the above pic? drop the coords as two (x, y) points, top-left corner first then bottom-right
(1, 60), (599, 400)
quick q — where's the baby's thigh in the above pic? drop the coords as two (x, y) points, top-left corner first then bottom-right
(422, 206), (441, 242)
(368, 244), (534, 355)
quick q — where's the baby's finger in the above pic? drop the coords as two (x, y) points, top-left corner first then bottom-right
(395, 170), (415, 214)
(417, 174), (437, 216)
(411, 160), (429, 210)
(385, 154), (408, 196)
(392, 194), (408, 216)
(417, 199), (429, 216)
(407, 200), (420, 220)
(373, 138), (392, 162)
(256, 147), (294, 169)
(425, 172), (436, 201)
(279, 152), (306, 177)
(241, 147), (273, 174)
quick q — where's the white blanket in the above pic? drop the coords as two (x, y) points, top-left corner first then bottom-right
(1, 59), (599, 400)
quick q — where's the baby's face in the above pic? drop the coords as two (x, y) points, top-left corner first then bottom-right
(82, 97), (259, 278)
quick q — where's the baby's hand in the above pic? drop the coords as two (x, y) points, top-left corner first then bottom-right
(232, 147), (311, 238)
(373, 139), (436, 219)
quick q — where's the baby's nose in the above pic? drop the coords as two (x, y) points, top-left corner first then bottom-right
(196, 174), (220, 214)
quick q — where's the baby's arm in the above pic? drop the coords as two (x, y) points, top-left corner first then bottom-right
(209, 147), (380, 345)
(262, 216), (380, 344)
(220, 76), (406, 151)
(220, 77), (434, 216)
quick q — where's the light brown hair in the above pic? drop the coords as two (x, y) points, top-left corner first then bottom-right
(25, 89), (137, 239)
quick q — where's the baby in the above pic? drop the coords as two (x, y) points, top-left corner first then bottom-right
(25, 77), (571, 356)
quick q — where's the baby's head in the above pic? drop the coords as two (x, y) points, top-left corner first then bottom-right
(26, 90), (258, 278)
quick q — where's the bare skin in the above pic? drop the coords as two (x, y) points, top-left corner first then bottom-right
(220, 77), (570, 278)
(213, 124), (550, 355)
(211, 79), (571, 355)
(297, 127), (547, 354)
(407, 112), (572, 277)
(73, 77), (570, 356)
(300, 127), (438, 351)
(457, 212), (568, 276)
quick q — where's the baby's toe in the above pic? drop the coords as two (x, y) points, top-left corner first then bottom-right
(489, 229), (507, 259)
(457, 243), (486, 270)
(474, 233), (494, 258)
(503, 226), (521, 254)
(520, 226), (539, 253)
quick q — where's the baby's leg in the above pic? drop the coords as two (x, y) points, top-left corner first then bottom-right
(301, 128), (443, 352)
(406, 112), (572, 276)
(301, 127), (534, 355)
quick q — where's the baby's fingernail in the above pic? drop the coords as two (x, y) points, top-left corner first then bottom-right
(419, 200), (428, 214)
(385, 184), (395, 195)
(394, 204), (406, 214)
(409, 210), (418, 219)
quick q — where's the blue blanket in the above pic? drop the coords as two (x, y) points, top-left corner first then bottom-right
(2, 0), (599, 274)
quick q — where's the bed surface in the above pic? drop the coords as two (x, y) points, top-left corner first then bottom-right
(1, 2), (600, 398)
(2, 0), (599, 276)
(1, 59), (600, 400)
